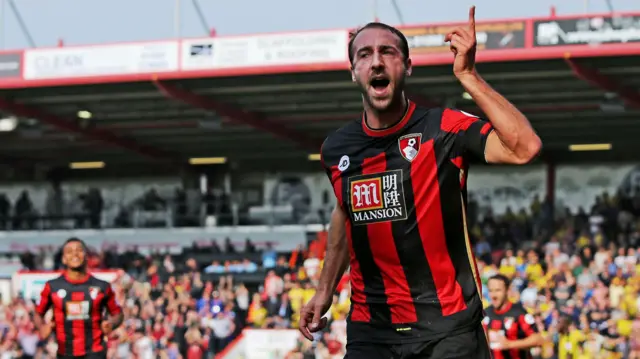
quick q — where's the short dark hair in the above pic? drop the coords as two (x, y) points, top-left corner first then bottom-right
(62, 237), (87, 252)
(488, 274), (510, 289)
(348, 22), (410, 65)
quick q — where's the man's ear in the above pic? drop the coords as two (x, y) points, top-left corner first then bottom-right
(350, 67), (356, 82)
(405, 58), (412, 76)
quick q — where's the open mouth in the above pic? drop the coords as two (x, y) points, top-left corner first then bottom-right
(370, 78), (390, 91)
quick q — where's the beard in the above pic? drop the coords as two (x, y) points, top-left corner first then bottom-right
(357, 75), (406, 113)
(493, 297), (507, 309)
(66, 261), (87, 271)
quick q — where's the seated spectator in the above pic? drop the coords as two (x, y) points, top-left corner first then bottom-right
(241, 258), (258, 273)
(204, 260), (224, 274)
(228, 260), (244, 273)
(262, 243), (277, 269)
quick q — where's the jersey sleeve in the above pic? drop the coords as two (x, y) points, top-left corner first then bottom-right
(482, 314), (491, 331)
(35, 282), (52, 316)
(439, 108), (494, 162)
(320, 137), (346, 209)
(320, 139), (333, 182)
(104, 284), (122, 316)
(517, 312), (538, 337)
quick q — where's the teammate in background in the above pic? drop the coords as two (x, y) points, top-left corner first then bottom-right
(484, 274), (543, 359)
(299, 5), (541, 359)
(35, 237), (124, 359)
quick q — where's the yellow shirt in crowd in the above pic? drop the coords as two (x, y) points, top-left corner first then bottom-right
(248, 306), (267, 327)
(576, 234), (590, 248)
(558, 330), (584, 359)
(303, 288), (316, 305)
(329, 298), (350, 320)
(288, 287), (304, 313)
(499, 264), (516, 278)
(525, 263), (544, 281)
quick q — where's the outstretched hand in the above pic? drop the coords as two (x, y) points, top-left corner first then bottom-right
(444, 6), (477, 78)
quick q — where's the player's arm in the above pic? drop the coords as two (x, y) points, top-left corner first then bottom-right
(504, 313), (544, 350)
(504, 332), (544, 350)
(444, 6), (541, 165)
(316, 139), (350, 296)
(34, 282), (54, 338)
(457, 74), (541, 165)
(299, 138), (350, 338)
(104, 284), (124, 330)
(316, 203), (349, 295)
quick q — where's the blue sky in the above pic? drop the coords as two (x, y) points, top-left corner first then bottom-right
(0, 0), (637, 49)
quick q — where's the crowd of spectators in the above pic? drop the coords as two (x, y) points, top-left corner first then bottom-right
(0, 190), (638, 358)
(474, 191), (640, 359)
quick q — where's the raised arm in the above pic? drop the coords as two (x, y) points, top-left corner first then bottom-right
(458, 74), (541, 164)
(445, 6), (541, 164)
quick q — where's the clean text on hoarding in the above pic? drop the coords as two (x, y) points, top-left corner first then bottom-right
(24, 42), (179, 79)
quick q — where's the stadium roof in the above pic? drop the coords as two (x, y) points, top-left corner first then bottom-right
(0, 11), (638, 177)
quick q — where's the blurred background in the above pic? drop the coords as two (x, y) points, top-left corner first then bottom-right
(0, 0), (638, 358)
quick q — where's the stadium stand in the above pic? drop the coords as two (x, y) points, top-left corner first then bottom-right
(0, 185), (639, 358)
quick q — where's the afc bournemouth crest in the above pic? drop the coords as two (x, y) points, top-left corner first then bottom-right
(504, 317), (514, 330)
(398, 133), (422, 162)
(89, 287), (100, 300)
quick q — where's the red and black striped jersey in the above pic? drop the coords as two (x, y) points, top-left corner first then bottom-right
(483, 301), (539, 359)
(320, 101), (493, 344)
(36, 272), (122, 357)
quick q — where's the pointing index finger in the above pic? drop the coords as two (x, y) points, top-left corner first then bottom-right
(469, 6), (476, 32)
